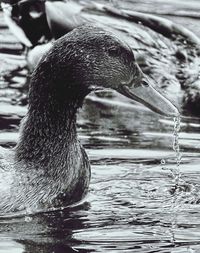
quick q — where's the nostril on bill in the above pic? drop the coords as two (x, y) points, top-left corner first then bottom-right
(142, 80), (149, 87)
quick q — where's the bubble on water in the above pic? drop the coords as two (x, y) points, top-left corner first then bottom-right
(25, 216), (32, 222)
(161, 159), (166, 165)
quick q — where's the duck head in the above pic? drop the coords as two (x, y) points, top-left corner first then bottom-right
(32, 24), (179, 117)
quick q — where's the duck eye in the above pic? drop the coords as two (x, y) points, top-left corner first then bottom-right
(107, 46), (119, 57)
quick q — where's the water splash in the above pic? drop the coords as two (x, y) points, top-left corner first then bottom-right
(160, 116), (182, 189)
(159, 116), (182, 244)
(170, 116), (183, 245)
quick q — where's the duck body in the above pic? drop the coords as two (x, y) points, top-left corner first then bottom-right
(0, 139), (90, 212)
(0, 24), (178, 214)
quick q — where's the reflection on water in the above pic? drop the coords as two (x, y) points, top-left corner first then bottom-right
(1, 0), (200, 252)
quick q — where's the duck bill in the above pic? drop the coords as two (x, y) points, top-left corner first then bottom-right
(119, 76), (179, 117)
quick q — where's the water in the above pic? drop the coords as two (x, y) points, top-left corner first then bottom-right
(1, 0), (200, 252)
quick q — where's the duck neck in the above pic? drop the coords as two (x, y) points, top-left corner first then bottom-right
(15, 69), (83, 163)
(16, 102), (79, 163)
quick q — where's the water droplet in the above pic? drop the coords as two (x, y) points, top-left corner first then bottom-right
(161, 159), (166, 165)
(173, 116), (182, 169)
(25, 216), (32, 222)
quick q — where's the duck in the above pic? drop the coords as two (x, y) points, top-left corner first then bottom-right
(0, 24), (179, 214)
(2, 0), (200, 116)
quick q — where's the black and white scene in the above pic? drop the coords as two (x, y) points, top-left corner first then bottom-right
(0, 0), (200, 252)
